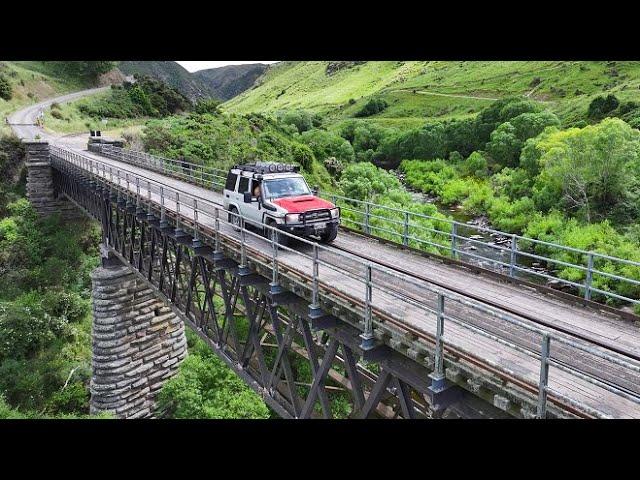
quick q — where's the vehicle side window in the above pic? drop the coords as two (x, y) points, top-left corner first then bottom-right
(238, 176), (250, 193)
(225, 173), (238, 191)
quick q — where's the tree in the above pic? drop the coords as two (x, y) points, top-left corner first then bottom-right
(486, 122), (521, 167)
(0, 76), (12, 101)
(486, 111), (560, 168)
(529, 118), (640, 223)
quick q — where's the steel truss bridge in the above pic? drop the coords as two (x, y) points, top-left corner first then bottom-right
(46, 142), (640, 419)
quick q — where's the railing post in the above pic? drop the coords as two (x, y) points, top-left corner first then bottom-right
(364, 202), (371, 235)
(450, 223), (458, 260)
(135, 177), (143, 215)
(192, 198), (202, 248)
(239, 216), (248, 275)
(270, 228), (282, 294)
(430, 293), (446, 391)
(509, 234), (517, 278)
(311, 243), (319, 308)
(537, 333), (551, 419)
(159, 186), (168, 229)
(125, 173), (132, 208)
(213, 208), (223, 260)
(146, 181), (154, 220)
(359, 263), (375, 350)
(584, 253), (594, 301)
(403, 211), (409, 247)
(174, 192), (184, 236)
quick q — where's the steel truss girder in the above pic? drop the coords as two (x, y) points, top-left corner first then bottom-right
(50, 155), (459, 419)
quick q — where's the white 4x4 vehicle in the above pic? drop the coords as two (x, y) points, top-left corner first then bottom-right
(223, 162), (340, 246)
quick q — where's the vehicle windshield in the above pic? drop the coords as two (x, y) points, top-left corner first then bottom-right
(263, 177), (311, 199)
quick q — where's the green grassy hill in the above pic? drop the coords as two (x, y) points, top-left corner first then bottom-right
(223, 61), (640, 129)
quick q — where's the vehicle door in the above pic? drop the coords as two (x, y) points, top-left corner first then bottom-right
(236, 175), (256, 226)
(245, 178), (264, 227)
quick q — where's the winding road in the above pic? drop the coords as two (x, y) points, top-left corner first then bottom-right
(8, 86), (108, 141)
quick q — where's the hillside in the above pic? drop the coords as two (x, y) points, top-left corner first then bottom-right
(223, 61), (640, 128)
(118, 61), (267, 103)
(118, 61), (211, 102)
(193, 63), (267, 101)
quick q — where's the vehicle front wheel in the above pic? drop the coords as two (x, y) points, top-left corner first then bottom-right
(266, 222), (289, 248)
(320, 223), (338, 243)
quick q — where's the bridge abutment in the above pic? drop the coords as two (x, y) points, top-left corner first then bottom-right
(25, 141), (80, 219)
(90, 253), (187, 418)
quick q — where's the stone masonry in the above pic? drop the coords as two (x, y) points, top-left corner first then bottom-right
(25, 142), (80, 219)
(90, 260), (187, 418)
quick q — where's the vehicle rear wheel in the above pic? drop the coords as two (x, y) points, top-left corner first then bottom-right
(320, 223), (338, 243)
(228, 207), (241, 232)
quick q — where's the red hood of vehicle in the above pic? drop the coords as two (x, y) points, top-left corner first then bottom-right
(271, 195), (335, 213)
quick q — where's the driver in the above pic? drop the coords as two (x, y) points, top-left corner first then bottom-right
(253, 182), (261, 198)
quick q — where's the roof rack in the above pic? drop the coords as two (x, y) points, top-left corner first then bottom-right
(233, 162), (300, 174)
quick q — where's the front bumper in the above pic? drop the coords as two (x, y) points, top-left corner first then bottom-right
(279, 219), (339, 236)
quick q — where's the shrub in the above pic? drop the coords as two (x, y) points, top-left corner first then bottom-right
(194, 98), (221, 115)
(460, 151), (488, 177)
(0, 75), (12, 101)
(354, 97), (388, 117)
(587, 94), (619, 120)
(276, 109), (321, 133)
(290, 142), (315, 171)
(50, 109), (64, 120)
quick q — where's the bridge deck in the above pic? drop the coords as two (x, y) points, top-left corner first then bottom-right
(59, 144), (640, 418)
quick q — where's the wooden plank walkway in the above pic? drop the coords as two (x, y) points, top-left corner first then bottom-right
(60, 145), (640, 418)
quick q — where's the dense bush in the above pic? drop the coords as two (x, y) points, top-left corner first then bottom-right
(143, 112), (336, 191)
(0, 183), (98, 417)
(79, 75), (191, 119)
(523, 212), (640, 304)
(0, 75), (12, 101)
(587, 94), (620, 120)
(157, 330), (270, 419)
(194, 98), (221, 115)
(525, 118), (640, 224)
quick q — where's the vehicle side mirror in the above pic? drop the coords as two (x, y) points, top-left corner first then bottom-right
(312, 185), (319, 196)
(243, 192), (252, 203)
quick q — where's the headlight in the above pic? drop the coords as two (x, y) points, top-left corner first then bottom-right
(285, 213), (301, 223)
(330, 208), (340, 219)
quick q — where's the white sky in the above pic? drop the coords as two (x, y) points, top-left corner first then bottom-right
(176, 61), (279, 72)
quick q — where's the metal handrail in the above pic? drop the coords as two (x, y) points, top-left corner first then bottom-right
(50, 144), (640, 419)
(94, 144), (640, 309)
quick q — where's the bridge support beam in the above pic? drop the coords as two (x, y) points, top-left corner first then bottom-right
(90, 252), (187, 418)
(25, 141), (80, 219)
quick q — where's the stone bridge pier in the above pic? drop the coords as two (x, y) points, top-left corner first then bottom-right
(25, 142), (81, 219)
(90, 252), (187, 418)
(24, 142), (187, 418)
